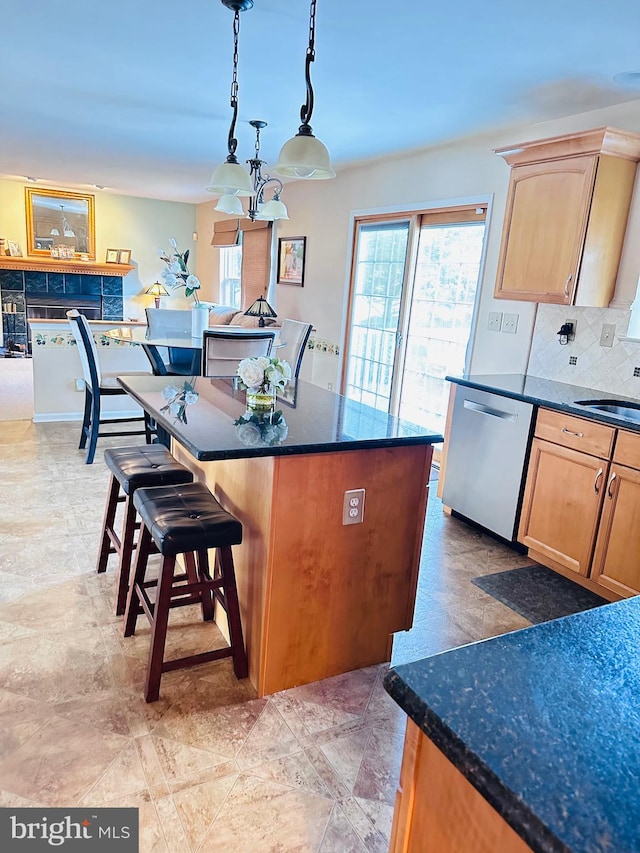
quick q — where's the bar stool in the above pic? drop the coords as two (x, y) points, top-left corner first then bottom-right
(123, 481), (248, 702)
(96, 446), (194, 616)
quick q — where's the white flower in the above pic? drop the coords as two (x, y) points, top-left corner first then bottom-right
(169, 260), (182, 274)
(184, 391), (199, 405)
(237, 358), (266, 389)
(169, 401), (182, 416)
(169, 238), (177, 249)
(156, 248), (165, 257)
(162, 385), (180, 400)
(186, 274), (200, 290)
(164, 272), (178, 287)
(235, 422), (263, 446)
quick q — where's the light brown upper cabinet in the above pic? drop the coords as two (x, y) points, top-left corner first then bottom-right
(494, 127), (640, 306)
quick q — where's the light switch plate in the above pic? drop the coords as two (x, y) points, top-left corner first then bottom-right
(487, 312), (502, 332)
(600, 323), (616, 348)
(502, 313), (519, 334)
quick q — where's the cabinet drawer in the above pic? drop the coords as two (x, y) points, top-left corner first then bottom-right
(535, 409), (614, 458)
(613, 429), (640, 469)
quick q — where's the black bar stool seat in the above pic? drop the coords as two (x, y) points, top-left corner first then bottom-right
(123, 482), (248, 702)
(97, 445), (194, 615)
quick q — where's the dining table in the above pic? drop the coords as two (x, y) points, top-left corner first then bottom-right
(117, 373), (443, 697)
(104, 324), (282, 375)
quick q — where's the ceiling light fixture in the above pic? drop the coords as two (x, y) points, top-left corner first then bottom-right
(274, 0), (335, 180)
(207, 0), (333, 221)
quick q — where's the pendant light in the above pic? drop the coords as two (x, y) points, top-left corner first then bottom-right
(274, 0), (335, 180)
(206, 1), (254, 197)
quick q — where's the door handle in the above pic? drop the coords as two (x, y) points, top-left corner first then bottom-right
(463, 400), (517, 422)
(562, 427), (584, 438)
(594, 468), (603, 494)
(607, 472), (617, 499)
(564, 274), (573, 298)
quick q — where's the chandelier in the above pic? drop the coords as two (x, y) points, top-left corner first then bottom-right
(207, 0), (334, 221)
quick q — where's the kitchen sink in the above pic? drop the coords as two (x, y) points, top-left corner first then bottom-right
(575, 399), (640, 423)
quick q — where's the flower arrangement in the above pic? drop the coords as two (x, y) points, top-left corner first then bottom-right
(234, 410), (288, 447)
(158, 238), (201, 303)
(160, 380), (199, 424)
(236, 355), (291, 393)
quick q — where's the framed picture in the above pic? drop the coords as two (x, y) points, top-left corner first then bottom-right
(117, 248), (131, 264)
(8, 241), (22, 257)
(277, 236), (306, 286)
(25, 187), (95, 259)
(105, 248), (119, 263)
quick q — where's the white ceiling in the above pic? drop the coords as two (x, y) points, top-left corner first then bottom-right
(2, 0), (640, 203)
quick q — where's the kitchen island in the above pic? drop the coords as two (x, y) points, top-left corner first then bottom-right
(384, 596), (640, 852)
(118, 374), (443, 696)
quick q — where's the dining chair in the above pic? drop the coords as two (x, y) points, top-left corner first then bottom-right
(67, 310), (153, 464)
(278, 319), (313, 379)
(201, 329), (276, 378)
(144, 307), (200, 375)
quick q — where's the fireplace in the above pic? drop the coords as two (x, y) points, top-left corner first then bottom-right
(0, 266), (124, 355)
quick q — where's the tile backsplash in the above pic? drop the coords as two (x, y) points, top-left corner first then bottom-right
(527, 304), (640, 399)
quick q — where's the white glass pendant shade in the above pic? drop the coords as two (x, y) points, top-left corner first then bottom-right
(256, 198), (289, 220)
(215, 194), (245, 215)
(207, 160), (254, 196)
(274, 133), (335, 179)
(50, 228), (60, 236)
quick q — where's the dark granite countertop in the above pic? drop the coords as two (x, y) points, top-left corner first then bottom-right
(118, 375), (443, 461)
(446, 373), (640, 432)
(385, 597), (640, 853)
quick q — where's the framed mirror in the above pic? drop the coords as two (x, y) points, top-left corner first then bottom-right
(25, 188), (96, 258)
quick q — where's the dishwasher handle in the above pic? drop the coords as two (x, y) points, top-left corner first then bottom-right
(463, 399), (518, 423)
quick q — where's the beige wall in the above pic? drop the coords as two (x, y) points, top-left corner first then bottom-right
(196, 98), (640, 388)
(0, 179), (197, 318)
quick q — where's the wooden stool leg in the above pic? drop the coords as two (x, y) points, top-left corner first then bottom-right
(145, 555), (176, 703)
(96, 475), (120, 573)
(195, 551), (215, 622)
(218, 546), (248, 679)
(115, 496), (138, 616)
(123, 525), (153, 638)
(79, 388), (91, 450)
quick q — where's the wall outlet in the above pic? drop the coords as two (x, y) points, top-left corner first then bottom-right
(343, 488), (365, 525)
(487, 312), (502, 331)
(502, 313), (519, 334)
(600, 323), (616, 348)
(327, 382), (333, 391)
(566, 318), (577, 339)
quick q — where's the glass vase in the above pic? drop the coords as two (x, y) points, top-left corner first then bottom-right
(246, 385), (277, 413)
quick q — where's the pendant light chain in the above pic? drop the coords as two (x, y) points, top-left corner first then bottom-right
(300, 0), (317, 130)
(227, 10), (241, 159)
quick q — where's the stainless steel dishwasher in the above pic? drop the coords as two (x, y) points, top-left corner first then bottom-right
(442, 385), (534, 541)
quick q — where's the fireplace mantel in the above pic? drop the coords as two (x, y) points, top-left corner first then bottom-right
(0, 256), (134, 276)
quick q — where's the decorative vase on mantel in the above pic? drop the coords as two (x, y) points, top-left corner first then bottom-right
(246, 384), (277, 413)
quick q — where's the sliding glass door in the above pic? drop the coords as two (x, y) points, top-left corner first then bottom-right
(344, 207), (486, 434)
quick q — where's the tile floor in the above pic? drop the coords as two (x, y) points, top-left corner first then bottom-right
(0, 421), (535, 852)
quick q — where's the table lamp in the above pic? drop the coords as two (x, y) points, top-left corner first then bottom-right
(145, 281), (169, 308)
(244, 296), (277, 327)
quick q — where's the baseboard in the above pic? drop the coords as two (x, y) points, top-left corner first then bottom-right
(32, 410), (140, 423)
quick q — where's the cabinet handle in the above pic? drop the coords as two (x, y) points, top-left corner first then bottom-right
(564, 274), (573, 297)
(562, 427), (584, 438)
(607, 472), (617, 499)
(594, 468), (603, 493)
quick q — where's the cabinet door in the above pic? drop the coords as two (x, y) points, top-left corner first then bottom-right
(591, 464), (640, 597)
(518, 438), (607, 575)
(495, 156), (597, 303)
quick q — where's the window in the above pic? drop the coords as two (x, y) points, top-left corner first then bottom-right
(219, 237), (242, 308)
